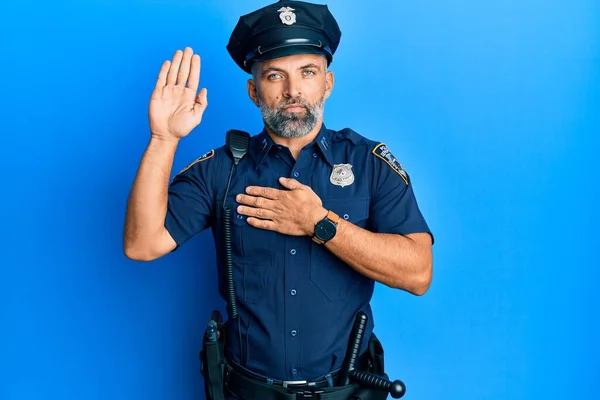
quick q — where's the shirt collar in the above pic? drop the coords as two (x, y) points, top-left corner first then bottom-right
(252, 129), (275, 170)
(315, 123), (334, 166)
(252, 123), (334, 170)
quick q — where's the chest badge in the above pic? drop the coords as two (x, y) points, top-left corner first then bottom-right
(330, 164), (354, 187)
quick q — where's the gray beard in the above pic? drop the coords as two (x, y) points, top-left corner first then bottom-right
(259, 96), (324, 138)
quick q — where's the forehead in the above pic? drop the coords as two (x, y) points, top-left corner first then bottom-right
(257, 53), (326, 71)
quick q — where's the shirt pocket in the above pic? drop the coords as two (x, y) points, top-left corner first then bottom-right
(310, 197), (370, 302)
(233, 254), (275, 304)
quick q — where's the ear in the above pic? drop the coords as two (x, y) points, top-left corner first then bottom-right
(324, 70), (334, 100)
(247, 78), (260, 107)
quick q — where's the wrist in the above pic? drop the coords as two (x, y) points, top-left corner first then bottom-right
(150, 131), (180, 144)
(311, 209), (341, 245)
(146, 135), (180, 161)
(149, 134), (180, 151)
(308, 206), (328, 236)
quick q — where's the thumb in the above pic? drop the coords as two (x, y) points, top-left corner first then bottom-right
(194, 88), (208, 115)
(279, 177), (303, 190)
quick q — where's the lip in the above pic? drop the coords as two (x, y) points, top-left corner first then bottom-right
(283, 104), (305, 111)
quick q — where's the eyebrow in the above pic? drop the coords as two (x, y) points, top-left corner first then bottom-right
(299, 63), (322, 70)
(261, 62), (323, 75)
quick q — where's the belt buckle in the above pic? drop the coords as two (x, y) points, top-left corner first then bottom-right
(282, 379), (308, 389)
(295, 389), (324, 399)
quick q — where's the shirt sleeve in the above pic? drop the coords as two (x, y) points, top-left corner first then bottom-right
(164, 149), (217, 246)
(368, 143), (434, 243)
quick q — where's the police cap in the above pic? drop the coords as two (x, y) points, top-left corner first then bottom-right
(226, 0), (342, 74)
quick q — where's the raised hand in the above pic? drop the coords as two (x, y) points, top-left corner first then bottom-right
(148, 47), (208, 140)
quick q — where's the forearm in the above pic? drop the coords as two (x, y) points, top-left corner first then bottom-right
(324, 219), (432, 295)
(123, 136), (179, 258)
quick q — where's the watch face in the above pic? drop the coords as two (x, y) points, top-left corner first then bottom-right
(315, 219), (336, 241)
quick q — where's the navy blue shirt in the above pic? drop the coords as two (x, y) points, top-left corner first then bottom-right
(165, 123), (432, 382)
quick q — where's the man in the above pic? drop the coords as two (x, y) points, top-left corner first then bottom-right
(124, 1), (433, 399)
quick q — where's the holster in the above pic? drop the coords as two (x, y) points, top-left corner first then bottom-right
(200, 310), (227, 400)
(350, 333), (390, 400)
(367, 333), (386, 376)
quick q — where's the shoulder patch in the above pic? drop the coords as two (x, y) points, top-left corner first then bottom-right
(177, 149), (214, 175)
(372, 143), (409, 185)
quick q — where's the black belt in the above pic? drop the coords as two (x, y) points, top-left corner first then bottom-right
(224, 364), (359, 400)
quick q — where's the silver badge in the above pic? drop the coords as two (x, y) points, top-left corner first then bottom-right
(278, 7), (296, 25)
(330, 164), (355, 187)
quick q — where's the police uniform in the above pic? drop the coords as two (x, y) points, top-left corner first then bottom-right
(166, 1), (433, 399)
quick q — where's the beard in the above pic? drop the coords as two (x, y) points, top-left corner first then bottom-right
(258, 95), (325, 138)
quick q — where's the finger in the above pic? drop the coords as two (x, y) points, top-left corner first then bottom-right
(279, 177), (304, 190)
(194, 88), (208, 118)
(237, 205), (275, 220)
(236, 193), (275, 209)
(154, 60), (171, 91)
(188, 54), (201, 92)
(246, 217), (277, 231)
(177, 47), (193, 86)
(245, 186), (282, 200)
(166, 49), (183, 86)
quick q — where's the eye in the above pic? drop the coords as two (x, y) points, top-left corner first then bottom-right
(267, 73), (281, 80)
(303, 70), (316, 76)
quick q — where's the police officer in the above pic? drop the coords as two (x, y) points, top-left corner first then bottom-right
(124, 1), (434, 399)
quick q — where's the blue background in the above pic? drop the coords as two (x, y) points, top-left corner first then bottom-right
(2, 0), (598, 399)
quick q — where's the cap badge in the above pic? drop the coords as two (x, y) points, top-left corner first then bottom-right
(278, 7), (296, 25)
(330, 164), (355, 187)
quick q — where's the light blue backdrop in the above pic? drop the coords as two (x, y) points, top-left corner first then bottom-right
(2, 0), (598, 399)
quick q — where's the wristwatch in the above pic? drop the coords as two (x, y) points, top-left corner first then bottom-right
(312, 210), (340, 244)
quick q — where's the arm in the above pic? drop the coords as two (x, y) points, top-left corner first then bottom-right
(123, 137), (179, 261)
(123, 46), (208, 261)
(320, 214), (432, 295)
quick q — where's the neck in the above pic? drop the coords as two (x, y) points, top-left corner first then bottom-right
(265, 120), (323, 159)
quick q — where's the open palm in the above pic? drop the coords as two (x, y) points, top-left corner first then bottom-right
(149, 47), (208, 139)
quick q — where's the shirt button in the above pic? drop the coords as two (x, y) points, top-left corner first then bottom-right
(290, 289), (296, 296)
(290, 249), (296, 255)
(292, 368), (298, 375)
(291, 330), (297, 336)
(293, 171), (299, 178)
(312, 152), (318, 158)
(343, 214), (349, 220)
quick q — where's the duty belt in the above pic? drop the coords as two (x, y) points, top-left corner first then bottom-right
(223, 363), (359, 400)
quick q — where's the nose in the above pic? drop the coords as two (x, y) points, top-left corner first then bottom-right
(283, 75), (302, 99)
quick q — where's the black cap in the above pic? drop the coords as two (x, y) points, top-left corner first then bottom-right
(226, 0), (342, 74)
